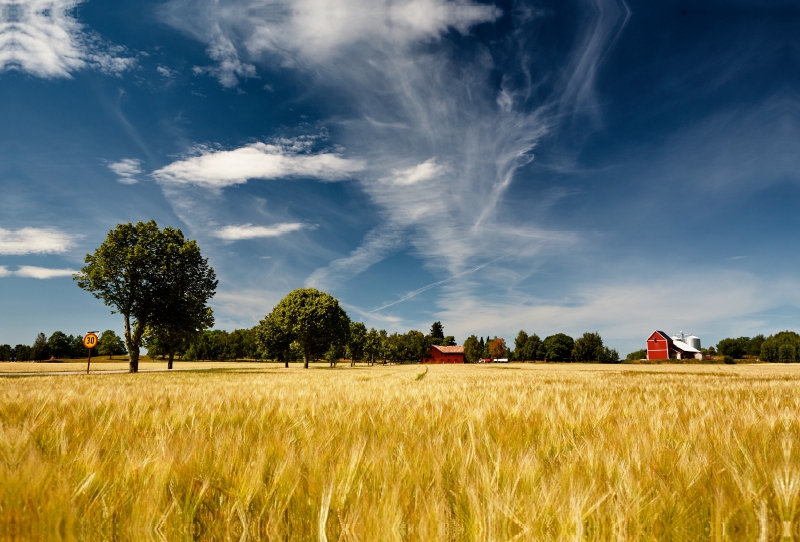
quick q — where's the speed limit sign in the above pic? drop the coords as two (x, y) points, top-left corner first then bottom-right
(83, 333), (99, 349)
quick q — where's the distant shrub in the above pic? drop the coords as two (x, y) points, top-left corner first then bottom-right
(626, 349), (647, 361)
(723, 355), (735, 365)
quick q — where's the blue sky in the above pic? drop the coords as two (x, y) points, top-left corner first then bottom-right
(0, 0), (798, 355)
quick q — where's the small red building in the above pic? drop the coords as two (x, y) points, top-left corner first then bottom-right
(424, 345), (466, 364)
(646, 330), (702, 360)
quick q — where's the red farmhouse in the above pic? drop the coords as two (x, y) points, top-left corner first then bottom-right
(646, 330), (702, 360)
(424, 345), (465, 364)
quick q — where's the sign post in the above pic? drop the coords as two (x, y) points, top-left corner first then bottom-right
(84, 332), (99, 374)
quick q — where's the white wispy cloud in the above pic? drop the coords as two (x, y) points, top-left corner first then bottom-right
(107, 158), (142, 184)
(0, 265), (10, 277)
(305, 225), (406, 290)
(0, 227), (76, 255)
(151, 142), (364, 189)
(161, 0), (501, 87)
(13, 265), (76, 279)
(383, 158), (446, 186)
(0, 0), (136, 78)
(213, 222), (309, 241)
(159, 0), (631, 327)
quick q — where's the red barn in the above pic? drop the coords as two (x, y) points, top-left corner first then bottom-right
(424, 345), (465, 364)
(646, 330), (702, 360)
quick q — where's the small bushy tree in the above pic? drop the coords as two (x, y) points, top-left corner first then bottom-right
(46, 331), (71, 359)
(573, 332), (604, 362)
(626, 349), (647, 361)
(347, 322), (367, 366)
(32, 333), (50, 361)
(489, 337), (507, 361)
(463, 335), (481, 363)
(98, 330), (127, 358)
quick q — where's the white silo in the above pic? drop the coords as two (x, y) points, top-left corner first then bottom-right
(685, 335), (701, 351)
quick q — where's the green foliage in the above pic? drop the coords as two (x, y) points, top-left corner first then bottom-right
(32, 333), (50, 361)
(716, 338), (747, 359)
(347, 322), (367, 363)
(46, 332), (71, 359)
(626, 349), (647, 361)
(572, 332), (604, 362)
(75, 221), (216, 373)
(70, 334), (94, 358)
(463, 335), (481, 363)
(723, 355), (735, 365)
(265, 288), (350, 368)
(430, 321), (444, 340)
(364, 328), (380, 365)
(14, 345), (31, 362)
(98, 330), (127, 358)
(0, 345), (10, 361)
(597, 347), (620, 364)
(543, 333), (574, 361)
(759, 331), (800, 362)
(512, 331), (528, 361)
(256, 312), (293, 365)
(746, 335), (765, 356)
(520, 334), (543, 361)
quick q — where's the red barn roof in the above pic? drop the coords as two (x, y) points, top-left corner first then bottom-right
(431, 345), (464, 353)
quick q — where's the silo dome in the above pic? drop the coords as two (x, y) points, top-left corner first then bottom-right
(685, 335), (701, 351)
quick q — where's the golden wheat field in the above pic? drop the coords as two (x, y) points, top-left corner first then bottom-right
(2, 363), (800, 541)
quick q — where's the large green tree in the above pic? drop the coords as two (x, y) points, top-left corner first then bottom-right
(75, 221), (216, 373)
(543, 333), (574, 361)
(261, 289), (350, 369)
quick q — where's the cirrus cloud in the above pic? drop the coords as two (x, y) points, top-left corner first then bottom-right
(0, 0), (136, 78)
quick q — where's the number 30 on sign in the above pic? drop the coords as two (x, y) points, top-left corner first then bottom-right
(83, 333), (98, 349)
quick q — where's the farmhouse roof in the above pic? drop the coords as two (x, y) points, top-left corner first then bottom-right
(432, 345), (464, 353)
(653, 330), (671, 340)
(671, 340), (700, 353)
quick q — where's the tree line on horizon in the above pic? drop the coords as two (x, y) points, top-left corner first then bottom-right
(8, 221), (799, 369)
(0, 330), (125, 362)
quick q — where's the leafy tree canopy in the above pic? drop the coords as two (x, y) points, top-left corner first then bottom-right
(760, 331), (800, 363)
(463, 335), (481, 363)
(98, 330), (127, 358)
(75, 221), (216, 373)
(573, 332), (604, 362)
(265, 288), (350, 368)
(543, 333), (574, 361)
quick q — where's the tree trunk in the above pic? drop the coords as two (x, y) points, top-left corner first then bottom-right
(168, 345), (175, 370)
(303, 351), (309, 369)
(123, 314), (139, 373)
